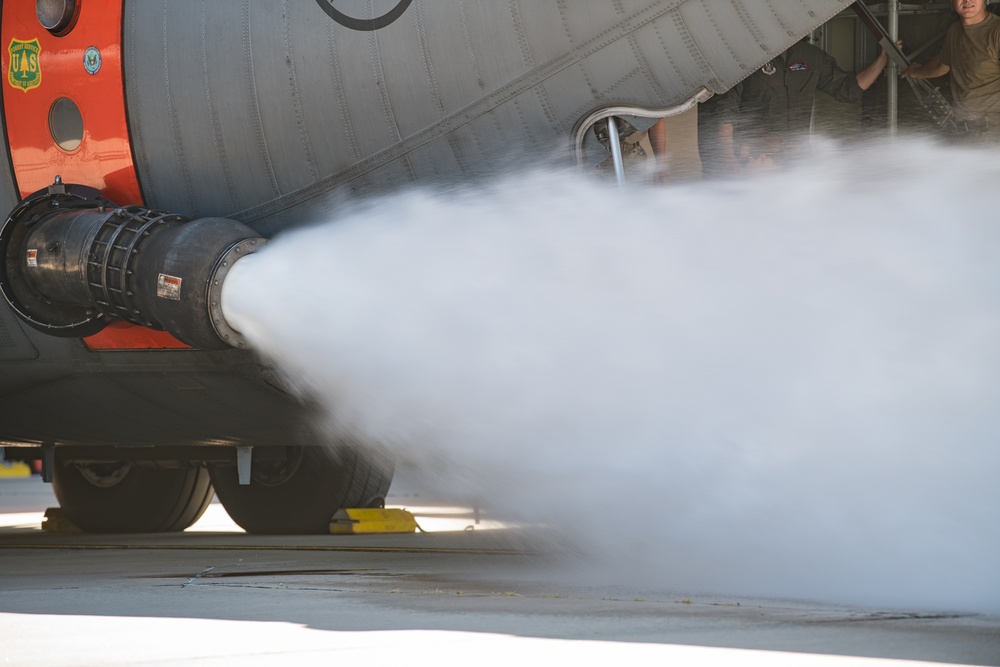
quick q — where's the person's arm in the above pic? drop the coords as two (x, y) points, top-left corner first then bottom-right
(647, 119), (668, 183)
(699, 84), (743, 175)
(716, 122), (739, 173)
(902, 54), (950, 79)
(648, 119), (667, 155)
(815, 47), (865, 102)
(855, 48), (891, 91)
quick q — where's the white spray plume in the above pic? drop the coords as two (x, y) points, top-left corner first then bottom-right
(222, 138), (1000, 614)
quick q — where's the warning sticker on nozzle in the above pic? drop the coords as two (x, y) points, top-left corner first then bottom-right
(26, 249), (37, 267)
(157, 273), (182, 300)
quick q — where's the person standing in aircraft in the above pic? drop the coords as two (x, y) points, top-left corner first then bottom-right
(700, 38), (891, 175)
(902, 0), (1000, 142)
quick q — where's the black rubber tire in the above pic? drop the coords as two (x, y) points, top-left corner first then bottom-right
(52, 462), (214, 533)
(209, 445), (393, 534)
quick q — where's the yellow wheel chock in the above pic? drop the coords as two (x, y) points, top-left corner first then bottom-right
(329, 508), (417, 535)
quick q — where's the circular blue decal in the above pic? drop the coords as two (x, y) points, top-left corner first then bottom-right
(83, 46), (101, 75)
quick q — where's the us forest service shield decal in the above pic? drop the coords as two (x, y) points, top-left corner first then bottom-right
(8, 39), (41, 92)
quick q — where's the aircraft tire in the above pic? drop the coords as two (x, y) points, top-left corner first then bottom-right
(52, 462), (214, 533)
(208, 445), (392, 534)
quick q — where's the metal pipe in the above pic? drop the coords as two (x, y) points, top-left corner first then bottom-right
(887, 0), (900, 135)
(237, 447), (253, 486)
(606, 116), (626, 186)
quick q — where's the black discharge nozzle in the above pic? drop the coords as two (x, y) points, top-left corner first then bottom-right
(0, 181), (265, 349)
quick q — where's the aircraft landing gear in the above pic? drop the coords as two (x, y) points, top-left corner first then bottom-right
(52, 461), (213, 533)
(208, 445), (392, 534)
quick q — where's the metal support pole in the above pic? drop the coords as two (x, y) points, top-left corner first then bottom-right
(606, 116), (626, 187)
(809, 28), (820, 137)
(887, 0), (899, 135)
(237, 446), (253, 486)
(41, 444), (55, 483)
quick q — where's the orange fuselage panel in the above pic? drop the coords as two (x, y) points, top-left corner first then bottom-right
(1, 1), (187, 349)
(1, 0), (140, 203)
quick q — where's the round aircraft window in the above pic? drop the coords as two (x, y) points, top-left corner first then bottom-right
(49, 97), (84, 151)
(36, 0), (80, 36)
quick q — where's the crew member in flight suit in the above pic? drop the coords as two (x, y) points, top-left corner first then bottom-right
(699, 38), (891, 175)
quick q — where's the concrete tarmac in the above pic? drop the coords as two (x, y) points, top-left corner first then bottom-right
(1, 473), (997, 666)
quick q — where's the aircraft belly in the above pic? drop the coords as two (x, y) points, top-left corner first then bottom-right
(0, 302), (38, 363)
(0, 365), (311, 449)
(122, 0), (846, 227)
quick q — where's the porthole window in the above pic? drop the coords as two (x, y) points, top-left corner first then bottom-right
(49, 97), (84, 151)
(36, 0), (80, 36)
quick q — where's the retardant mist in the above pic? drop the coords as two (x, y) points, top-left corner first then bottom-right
(222, 139), (999, 614)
